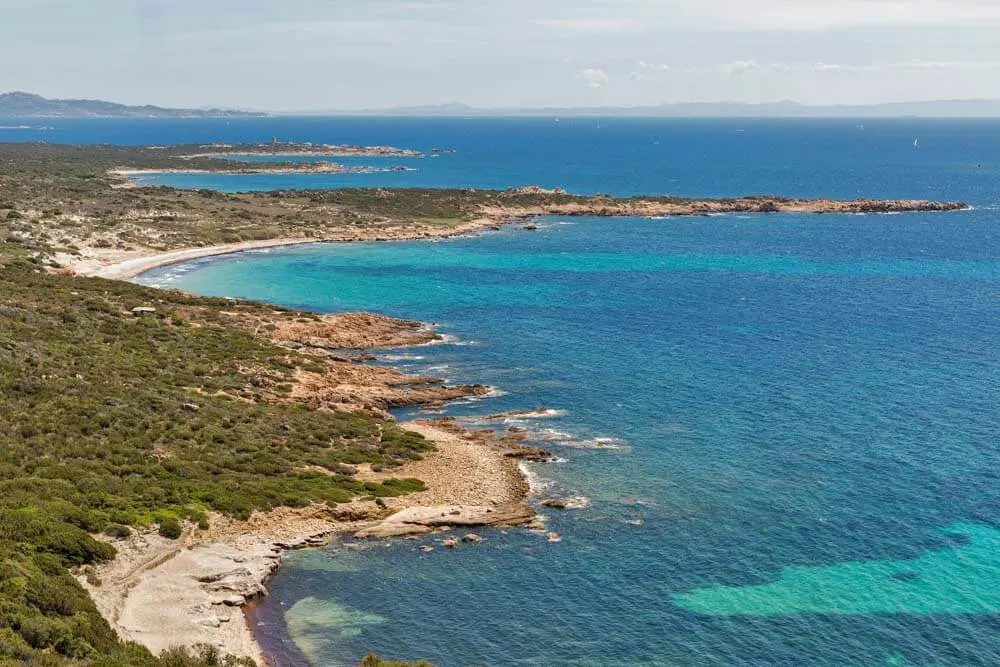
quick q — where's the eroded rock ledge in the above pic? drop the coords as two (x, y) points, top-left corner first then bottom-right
(355, 504), (536, 538)
(269, 311), (442, 349)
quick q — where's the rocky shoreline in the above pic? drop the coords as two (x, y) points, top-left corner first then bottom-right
(477, 195), (969, 222)
(66, 271), (552, 664)
(79, 421), (550, 665)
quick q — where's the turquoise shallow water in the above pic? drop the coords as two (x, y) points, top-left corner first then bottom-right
(140, 202), (1000, 665)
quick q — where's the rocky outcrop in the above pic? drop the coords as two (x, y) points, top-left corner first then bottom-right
(355, 503), (536, 538)
(500, 444), (554, 462)
(289, 365), (490, 418)
(270, 312), (441, 350)
(539, 496), (591, 510)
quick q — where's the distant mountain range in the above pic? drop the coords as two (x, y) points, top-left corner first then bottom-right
(343, 99), (1000, 118)
(0, 92), (267, 118)
(8, 91), (1000, 119)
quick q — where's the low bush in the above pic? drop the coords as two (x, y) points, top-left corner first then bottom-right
(157, 517), (182, 540)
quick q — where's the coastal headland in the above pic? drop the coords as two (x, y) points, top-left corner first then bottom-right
(70, 300), (555, 661)
(0, 141), (970, 666)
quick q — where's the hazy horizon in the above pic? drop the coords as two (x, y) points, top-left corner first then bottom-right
(11, 90), (1000, 119)
(4, 1), (1000, 111)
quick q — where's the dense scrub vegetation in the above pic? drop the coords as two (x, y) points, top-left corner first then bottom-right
(0, 253), (432, 665)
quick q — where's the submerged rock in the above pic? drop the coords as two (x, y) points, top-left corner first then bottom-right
(527, 518), (548, 532)
(500, 445), (553, 462)
(540, 496), (590, 510)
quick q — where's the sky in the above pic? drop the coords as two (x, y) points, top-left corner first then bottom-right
(3, 0), (1000, 110)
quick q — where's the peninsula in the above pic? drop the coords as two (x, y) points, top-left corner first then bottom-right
(0, 143), (966, 277)
(0, 141), (969, 666)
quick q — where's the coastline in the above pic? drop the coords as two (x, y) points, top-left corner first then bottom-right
(64, 193), (969, 666)
(72, 236), (549, 664)
(177, 146), (424, 159)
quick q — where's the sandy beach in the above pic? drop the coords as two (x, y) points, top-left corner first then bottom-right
(69, 217), (499, 281)
(75, 237), (327, 280)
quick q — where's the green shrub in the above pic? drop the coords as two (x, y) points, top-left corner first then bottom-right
(157, 517), (182, 540)
(104, 524), (132, 540)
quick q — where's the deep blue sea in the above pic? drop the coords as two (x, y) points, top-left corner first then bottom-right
(3, 115), (1000, 199)
(11, 116), (1000, 665)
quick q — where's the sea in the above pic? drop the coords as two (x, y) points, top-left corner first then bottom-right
(7, 117), (1000, 665)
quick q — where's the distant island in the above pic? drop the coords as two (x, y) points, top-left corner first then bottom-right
(0, 91), (268, 118)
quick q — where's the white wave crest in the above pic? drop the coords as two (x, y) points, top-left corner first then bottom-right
(519, 461), (556, 494)
(380, 354), (425, 362)
(561, 436), (629, 451)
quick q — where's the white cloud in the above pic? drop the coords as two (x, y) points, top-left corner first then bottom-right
(578, 68), (610, 88)
(638, 60), (671, 72)
(534, 18), (643, 33)
(606, 0), (1000, 32)
(705, 59), (1000, 74)
(720, 60), (762, 74)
